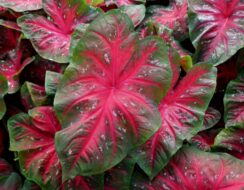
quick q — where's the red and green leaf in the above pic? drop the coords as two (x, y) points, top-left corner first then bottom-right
(8, 106), (62, 189)
(214, 125), (244, 160)
(224, 71), (244, 127)
(0, 74), (8, 120)
(119, 5), (146, 27)
(0, 0), (42, 12)
(201, 107), (221, 131)
(105, 0), (145, 7)
(132, 147), (244, 190)
(134, 63), (217, 179)
(54, 10), (173, 178)
(191, 129), (220, 151)
(45, 71), (63, 96)
(0, 41), (35, 93)
(20, 82), (51, 111)
(0, 159), (22, 190)
(17, 0), (101, 63)
(188, 0), (244, 65)
(147, 0), (188, 40)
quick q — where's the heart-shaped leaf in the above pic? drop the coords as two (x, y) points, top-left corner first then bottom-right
(188, 0), (244, 65)
(224, 71), (244, 127)
(8, 106), (62, 189)
(0, 0), (42, 12)
(17, 0), (101, 63)
(54, 10), (173, 178)
(132, 147), (244, 190)
(147, 0), (188, 41)
(134, 63), (217, 179)
(0, 159), (22, 190)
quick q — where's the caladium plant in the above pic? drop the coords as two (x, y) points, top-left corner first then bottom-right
(54, 10), (173, 178)
(0, 0), (42, 12)
(132, 146), (244, 190)
(17, 0), (101, 63)
(188, 0), (244, 65)
(1, 0), (244, 189)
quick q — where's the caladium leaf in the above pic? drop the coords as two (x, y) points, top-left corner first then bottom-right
(0, 41), (35, 94)
(45, 71), (63, 96)
(54, 10), (173, 178)
(131, 147), (244, 190)
(214, 125), (244, 159)
(104, 155), (136, 190)
(188, 0), (244, 65)
(134, 63), (217, 179)
(224, 71), (244, 127)
(139, 23), (189, 57)
(0, 74), (8, 120)
(147, 0), (188, 41)
(17, 0), (101, 63)
(119, 5), (146, 27)
(105, 0), (145, 7)
(191, 129), (220, 151)
(201, 107), (221, 131)
(8, 106), (62, 189)
(0, 159), (22, 190)
(0, 0), (42, 12)
(20, 82), (51, 111)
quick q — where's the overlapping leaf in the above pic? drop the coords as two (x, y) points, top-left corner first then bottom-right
(188, 0), (244, 65)
(8, 106), (62, 189)
(134, 63), (217, 179)
(147, 0), (188, 40)
(214, 126), (244, 160)
(0, 0), (42, 12)
(105, 0), (145, 7)
(20, 82), (51, 111)
(132, 147), (244, 190)
(224, 71), (244, 127)
(119, 5), (145, 27)
(191, 129), (220, 151)
(17, 0), (101, 63)
(54, 10), (173, 178)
